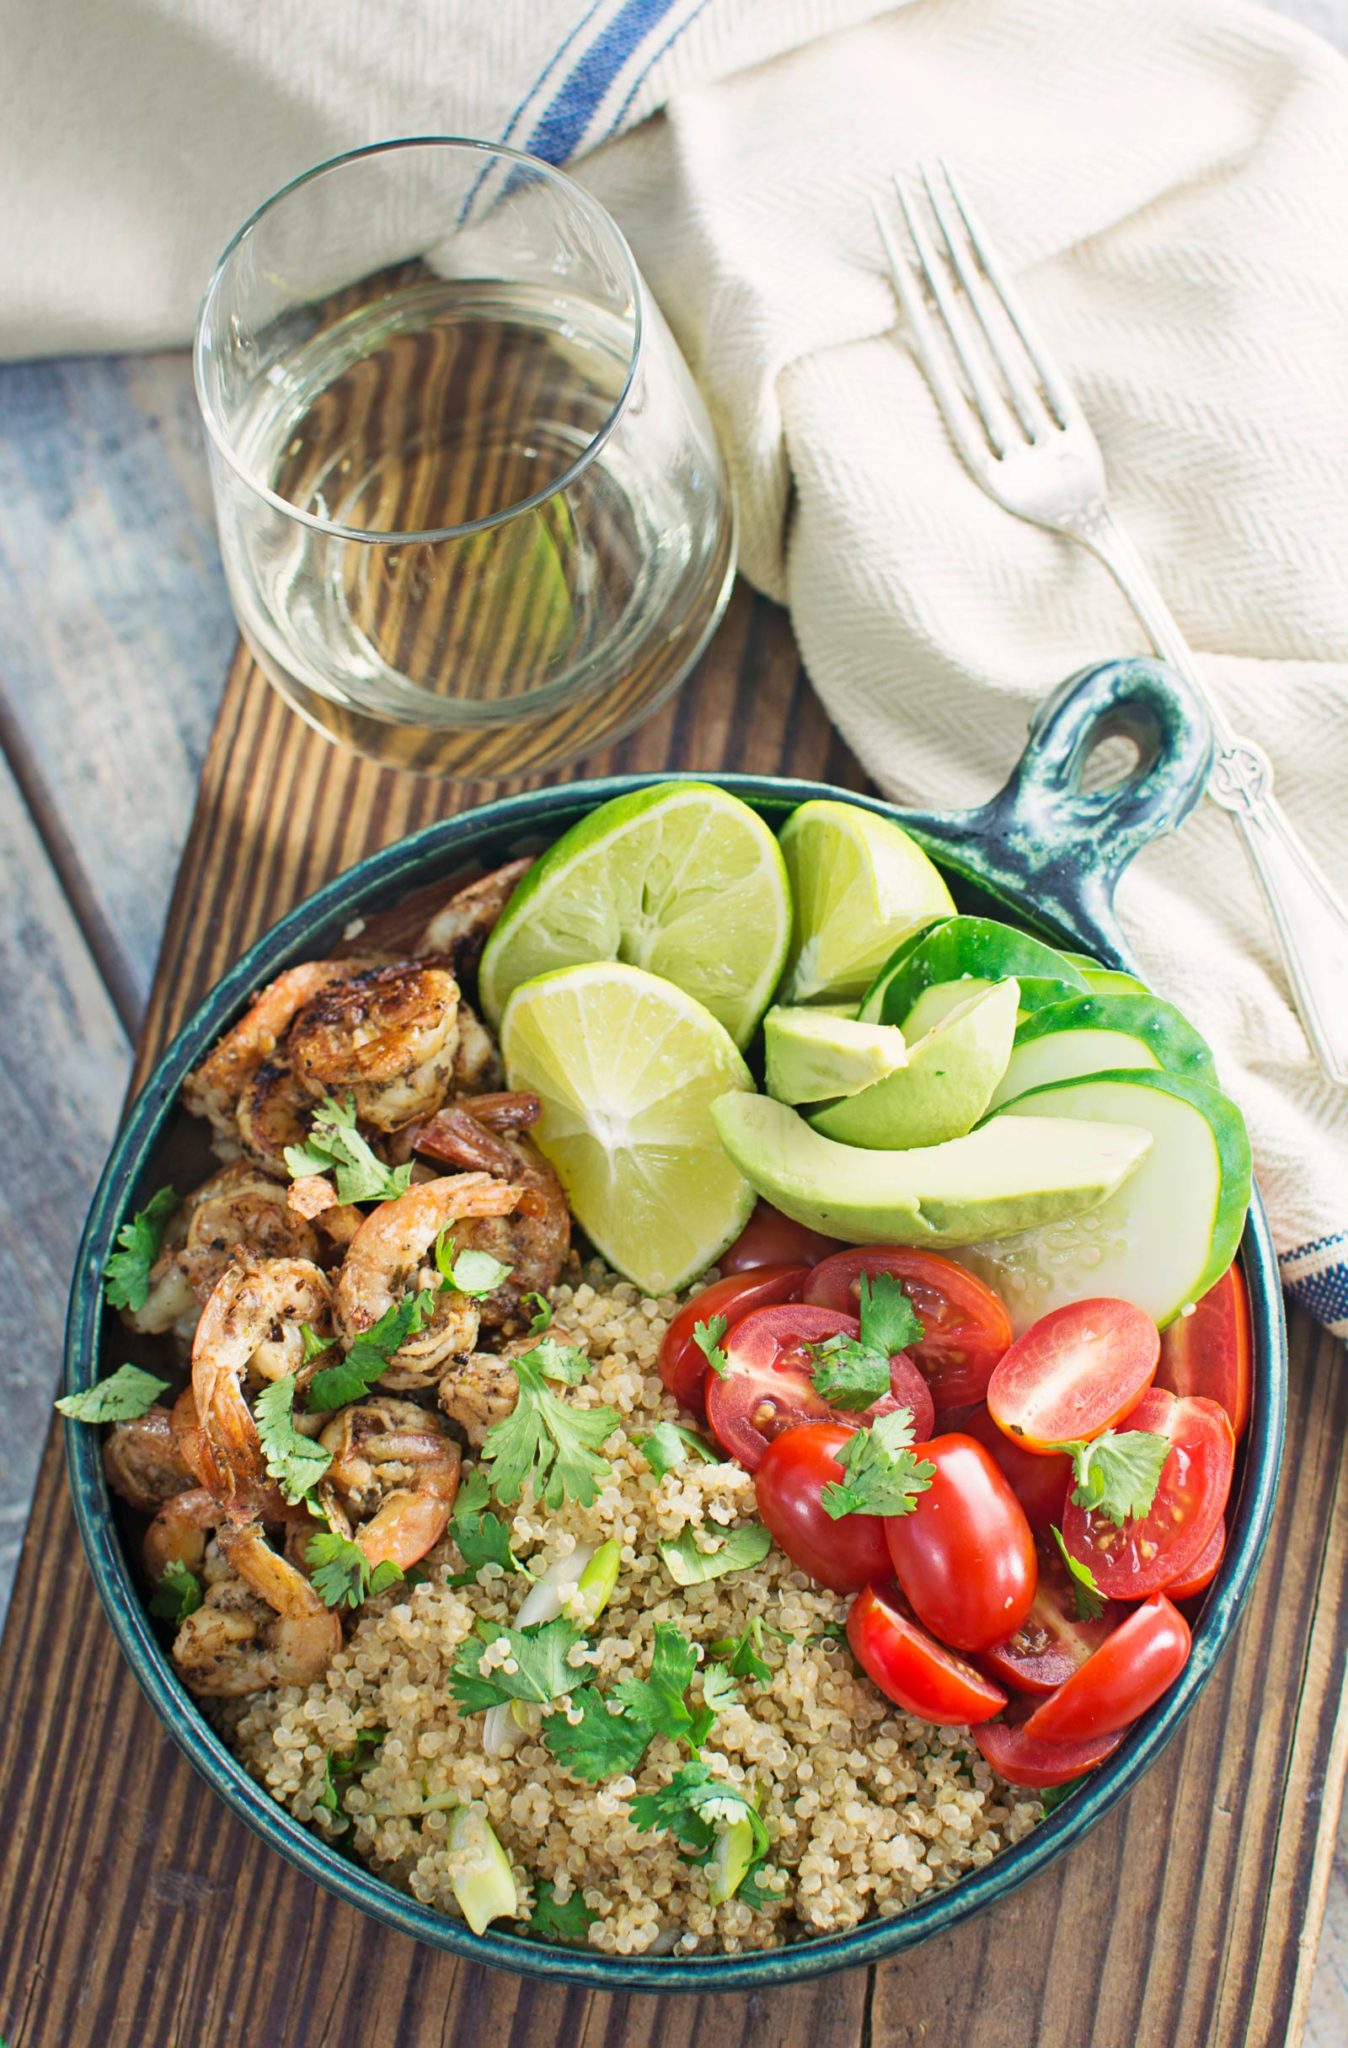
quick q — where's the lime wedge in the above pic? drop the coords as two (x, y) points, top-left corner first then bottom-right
(479, 783), (791, 1049)
(499, 961), (755, 1292)
(778, 801), (955, 1005)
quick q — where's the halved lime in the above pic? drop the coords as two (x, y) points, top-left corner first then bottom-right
(778, 801), (955, 1005)
(479, 782), (791, 1049)
(499, 961), (756, 1292)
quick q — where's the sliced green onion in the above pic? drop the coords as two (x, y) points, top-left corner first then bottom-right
(448, 1802), (518, 1934)
(572, 1538), (621, 1624)
(706, 1811), (756, 1905)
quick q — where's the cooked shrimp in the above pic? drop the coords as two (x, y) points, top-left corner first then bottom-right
(286, 1175), (366, 1248)
(235, 1057), (313, 1173)
(191, 1255), (333, 1501)
(335, 1174), (521, 1389)
(451, 1000), (503, 1094)
(436, 1325), (579, 1446)
(144, 1484), (301, 1581)
(182, 960), (366, 1137)
(318, 1398), (461, 1570)
(171, 1520), (341, 1696)
(408, 1109), (569, 1329)
(288, 963), (460, 1130)
(178, 1161), (322, 1296)
(103, 1406), (195, 1513)
(418, 858), (532, 979)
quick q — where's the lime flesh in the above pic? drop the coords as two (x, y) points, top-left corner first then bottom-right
(778, 801), (954, 1005)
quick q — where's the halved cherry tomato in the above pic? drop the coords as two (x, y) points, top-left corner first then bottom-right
(987, 1298), (1159, 1451)
(720, 1202), (843, 1274)
(973, 1713), (1122, 1788)
(659, 1267), (807, 1412)
(981, 1535), (1121, 1694)
(953, 1401), (1072, 1534)
(884, 1434), (1037, 1652)
(847, 1582), (1007, 1724)
(1156, 1261), (1251, 1440)
(1061, 1389), (1234, 1600)
(1163, 1517), (1226, 1600)
(754, 1423), (891, 1593)
(804, 1248), (1012, 1410)
(706, 1304), (936, 1470)
(1023, 1593), (1190, 1742)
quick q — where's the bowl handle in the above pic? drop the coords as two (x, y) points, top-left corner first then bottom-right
(900, 657), (1213, 960)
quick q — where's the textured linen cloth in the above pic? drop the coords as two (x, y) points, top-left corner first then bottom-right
(4, 0), (1346, 1327)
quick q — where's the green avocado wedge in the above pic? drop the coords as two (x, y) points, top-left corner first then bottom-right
(867, 916), (1088, 1031)
(964, 1069), (1252, 1330)
(810, 979), (1019, 1149)
(764, 1007), (907, 1105)
(986, 994), (1216, 1110)
(710, 1091), (1152, 1249)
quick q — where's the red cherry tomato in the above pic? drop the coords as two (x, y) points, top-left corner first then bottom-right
(1023, 1594), (1190, 1743)
(720, 1202), (843, 1274)
(987, 1298), (1159, 1451)
(954, 1402), (1072, 1534)
(804, 1248), (1012, 1410)
(981, 1536), (1121, 1695)
(754, 1423), (891, 1593)
(706, 1304), (935, 1471)
(1163, 1516), (1225, 1600)
(884, 1434), (1037, 1652)
(659, 1267), (807, 1412)
(973, 1714), (1122, 1789)
(1155, 1261), (1251, 1440)
(847, 1582), (1008, 1725)
(1061, 1389), (1234, 1600)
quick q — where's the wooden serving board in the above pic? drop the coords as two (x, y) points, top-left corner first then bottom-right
(1, 591), (1344, 2048)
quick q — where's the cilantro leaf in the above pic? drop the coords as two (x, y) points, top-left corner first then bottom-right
(255, 1374), (333, 1501)
(523, 1292), (553, 1333)
(707, 1615), (789, 1686)
(317, 1725), (388, 1829)
(857, 1270), (925, 1357)
(739, 1857), (788, 1911)
(300, 1323), (335, 1365)
(809, 1336), (891, 1411)
(693, 1315), (729, 1378)
(445, 1465), (532, 1584)
(479, 1343), (618, 1509)
(1053, 1428), (1171, 1529)
(284, 1093), (413, 1205)
(434, 1231), (513, 1298)
(1040, 1781), (1078, 1815)
(306, 1530), (404, 1609)
(307, 1289), (437, 1410)
(636, 1420), (722, 1478)
(56, 1362), (169, 1423)
(658, 1523), (772, 1585)
(1051, 1525), (1107, 1621)
(541, 1685), (652, 1781)
(700, 1662), (740, 1718)
(528, 1880), (598, 1945)
(819, 1408), (934, 1520)
(103, 1186), (178, 1312)
(148, 1558), (202, 1623)
(628, 1761), (770, 1860)
(542, 1623), (725, 1782)
(448, 1615), (582, 1714)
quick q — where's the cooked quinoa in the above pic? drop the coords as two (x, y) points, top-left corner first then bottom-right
(227, 1265), (1041, 1955)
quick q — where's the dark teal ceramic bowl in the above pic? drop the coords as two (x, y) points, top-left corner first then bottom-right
(64, 657), (1285, 1990)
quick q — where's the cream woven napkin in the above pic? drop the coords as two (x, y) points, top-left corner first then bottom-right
(4, 0), (1346, 1326)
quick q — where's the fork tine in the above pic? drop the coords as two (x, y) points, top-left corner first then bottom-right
(919, 163), (1042, 442)
(935, 159), (1074, 427)
(871, 201), (995, 477)
(891, 176), (1017, 460)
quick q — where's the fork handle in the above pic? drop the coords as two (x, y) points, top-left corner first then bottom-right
(1072, 503), (1348, 1085)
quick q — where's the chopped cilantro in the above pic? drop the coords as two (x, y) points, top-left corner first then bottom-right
(300, 1322), (335, 1365)
(541, 1687), (651, 1781)
(445, 1466), (532, 1584)
(658, 1523), (772, 1586)
(738, 1857), (787, 1911)
(628, 1761), (770, 1861)
(317, 1725), (388, 1830)
(693, 1315), (729, 1377)
(636, 1420), (722, 1478)
(523, 1292), (553, 1333)
(1051, 1525), (1107, 1620)
(434, 1231), (512, 1297)
(708, 1615), (790, 1686)
(479, 1341), (619, 1510)
(819, 1409), (934, 1520)
(1040, 1781), (1077, 1816)
(528, 1880), (598, 1945)
(809, 1272), (924, 1411)
(306, 1530), (404, 1609)
(307, 1289), (438, 1410)
(1052, 1428), (1171, 1528)
(542, 1623), (729, 1782)
(147, 1558), (202, 1623)
(284, 1093), (413, 1205)
(449, 1615), (582, 1715)
(255, 1374), (333, 1501)
(56, 1362), (168, 1423)
(699, 1662), (740, 1718)
(103, 1186), (178, 1312)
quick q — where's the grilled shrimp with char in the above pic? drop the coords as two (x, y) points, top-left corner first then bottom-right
(411, 1099), (570, 1330)
(191, 1254), (333, 1502)
(171, 1520), (341, 1697)
(288, 962), (461, 1131)
(318, 1397), (461, 1571)
(182, 959), (368, 1139)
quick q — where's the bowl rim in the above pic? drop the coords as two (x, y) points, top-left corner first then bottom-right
(63, 770), (1287, 1991)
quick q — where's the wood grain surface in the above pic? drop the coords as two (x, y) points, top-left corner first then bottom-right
(0, 595), (1345, 2048)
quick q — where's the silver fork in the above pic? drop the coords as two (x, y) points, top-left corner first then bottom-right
(876, 160), (1348, 1086)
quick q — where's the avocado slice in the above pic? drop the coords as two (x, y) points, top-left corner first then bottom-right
(810, 979), (1018, 1148)
(711, 1092), (1152, 1249)
(764, 1007), (907, 1106)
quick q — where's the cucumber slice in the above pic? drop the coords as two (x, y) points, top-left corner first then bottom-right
(856, 918), (952, 1024)
(967, 1069), (1251, 1330)
(899, 977), (991, 1040)
(1060, 951), (1150, 998)
(987, 994), (1215, 1110)
(872, 917), (1087, 1030)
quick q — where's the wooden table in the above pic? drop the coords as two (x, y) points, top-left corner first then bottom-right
(1, 572), (1346, 2046)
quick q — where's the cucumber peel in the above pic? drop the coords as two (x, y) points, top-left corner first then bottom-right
(987, 993), (1215, 1109)
(868, 917), (1088, 1031)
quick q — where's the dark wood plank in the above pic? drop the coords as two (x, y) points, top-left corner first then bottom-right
(0, 595), (1342, 2048)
